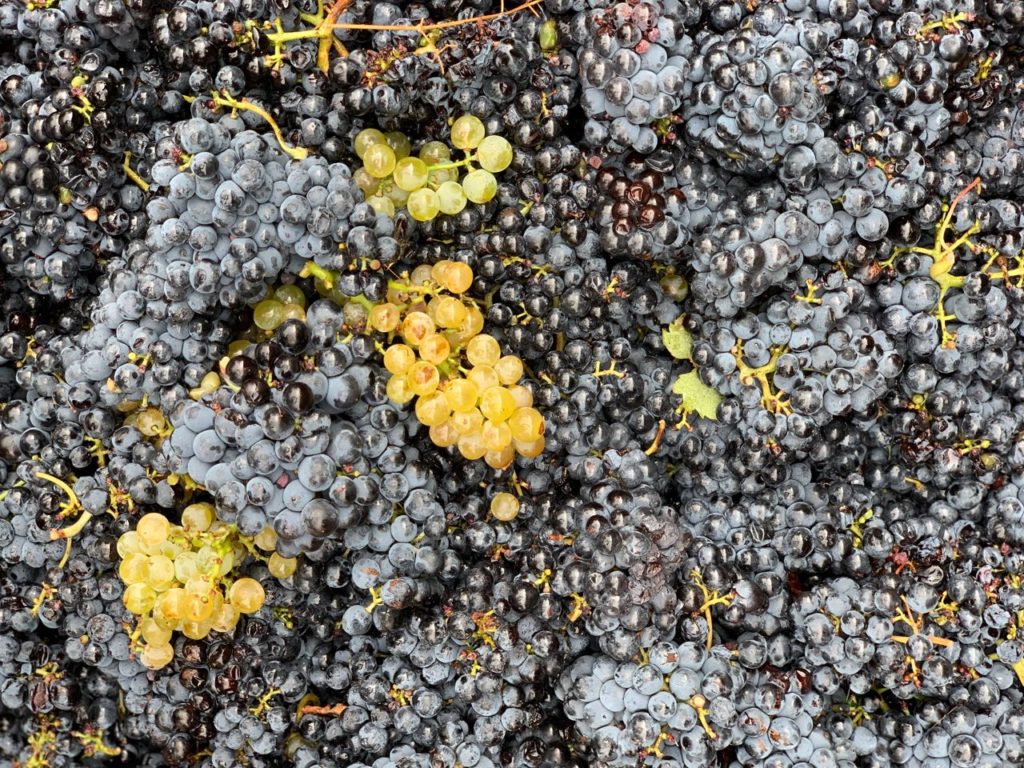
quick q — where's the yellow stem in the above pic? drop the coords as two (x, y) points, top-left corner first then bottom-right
(209, 91), (308, 161)
(122, 151), (150, 192)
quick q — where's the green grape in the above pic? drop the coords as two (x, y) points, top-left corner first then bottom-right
(476, 135), (513, 173)
(353, 167), (380, 197)
(419, 141), (451, 164)
(366, 194), (396, 217)
(386, 131), (412, 159)
(428, 168), (455, 187)
(437, 180), (468, 215)
(451, 115), (486, 151)
(354, 128), (387, 158)
(462, 169), (497, 204)
(253, 299), (285, 330)
(393, 157), (430, 192)
(363, 142), (397, 179)
(386, 181), (410, 206)
(407, 188), (441, 221)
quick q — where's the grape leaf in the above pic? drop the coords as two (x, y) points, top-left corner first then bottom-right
(672, 370), (722, 421)
(662, 318), (693, 361)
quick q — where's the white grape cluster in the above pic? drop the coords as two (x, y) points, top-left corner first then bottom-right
(353, 115), (514, 221)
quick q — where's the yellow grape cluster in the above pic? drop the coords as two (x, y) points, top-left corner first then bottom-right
(369, 260), (545, 469)
(117, 505), (296, 669)
(353, 115), (514, 222)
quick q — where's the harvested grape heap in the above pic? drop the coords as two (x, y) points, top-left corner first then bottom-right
(3, 1), (1024, 768)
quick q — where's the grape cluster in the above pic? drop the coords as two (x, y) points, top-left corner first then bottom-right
(574, 0), (697, 153)
(355, 116), (513, 221)
(118, 509), (274, 669)
(681, 9), (829, 180)
(370, 259), (545, 467)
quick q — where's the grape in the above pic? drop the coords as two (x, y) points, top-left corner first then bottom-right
(451, 409), (484, 435)
(386, 374), (416, 404)
(467, 365), (499, 394)
(444, 379), (479, 413)
(183, 592), (214, 623)
(433, 295), (469, 327)
(467, 334), (501, 367)
(119, 553), (149, 585)
(401, 311), (435, 346)
(140, 617), (173, 646)
(488, 442), (517, 469)
(514, 436), (545, 458)
(490, 492), (520, 521)
(509, 407), (545, 442)
(428, 168), (456, 188)
(254, 299), (286, 330)
(363, 143), (398, 178)
(407, 361), (440, 396)
(418, 333), (451, 364)
(479, 386), (516, 422)
(140, 643), (175, 670)
(494, 355), (524, 385)
(458, 432), (487, 460)
(147, 556), (176, 591)
(451, 115), (486, 150)
(407, 188), (441, 221)
(393, 157), (430, 192)
(366, 194), (396, 218)
(136, 513), (170, 548)
(419, 140), (451, 164)
(481, 420), (512, 451)
(440, 261), (473, 294)
(353, 166), (380, 195)
(274, 284), (306, 307)
(380, 183), (407, 208)
(429, 421), (460, 448)
(354, 127), (387, 158)
(182, 501), (214, 532)
(385, 130), (412, 159)
(384, 343), (416, 375)
(268, 552), (297, 578)
(369, 303), (402, 333)
(476, 135), (513, 173)
(124, 582), (157, 614)
(436, 180), (468, 215)
(415, 391), (451, 427)
(462, 169), (497, 204)
(229, 577), (266, 613)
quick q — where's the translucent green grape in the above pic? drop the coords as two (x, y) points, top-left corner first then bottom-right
(386, 182), (410, 206)
(408, 188), (441, 221)
(476, 135), (513, 173)
(353, 167), (380, 197)
(437, 180), (468, 215)
(462, 169), (497, 204)
(253, 299), (285, 330)
(429, 168), (456, 187)
(363, 143), (397, 179)
(354, 128), (387, 159)
(419, 141), (451, 164)
(366, 194), (396, 218)
(451, 115), (486, 151)
(393, 157), (430, 192)
(386, 131), (412, 159)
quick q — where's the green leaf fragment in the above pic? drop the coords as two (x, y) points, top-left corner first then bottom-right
(662, 319), (693, 361)
(672, 371), (722, 421)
